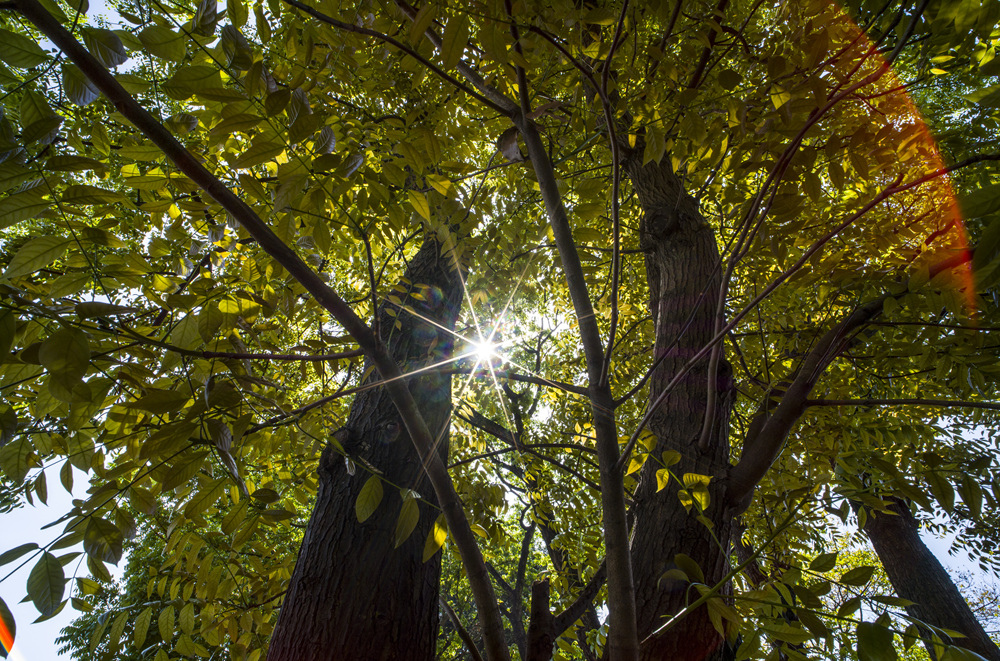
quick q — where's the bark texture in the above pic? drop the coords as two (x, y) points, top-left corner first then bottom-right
(862, 499), (1000, 661)
(627, 155), (737, 661)
(267, 237), (463, 661)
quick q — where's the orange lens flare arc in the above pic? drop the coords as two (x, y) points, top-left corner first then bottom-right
(835, 3), (974, 310)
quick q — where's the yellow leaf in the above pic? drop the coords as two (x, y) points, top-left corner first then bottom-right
(422, 514), (448, 561)
(426, 174), (454, 197)
(770, 86), (791, 109)
(393, 497), (420, 548)
(408, 191), (431, 221)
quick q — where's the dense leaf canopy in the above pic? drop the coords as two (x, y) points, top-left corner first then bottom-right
(1, 0), (1000, 660)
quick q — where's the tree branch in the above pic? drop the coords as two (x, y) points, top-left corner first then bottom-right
(281, 0), (511, 115)
(726, 250), (973, 510)
(392, 0), (519, 115)
(806, 398), (1000, 411)
(514, 71), (638, 661)
(440, 596), (486, 661)
(13, 2), (509, 658)
(552, 560), (608, 633)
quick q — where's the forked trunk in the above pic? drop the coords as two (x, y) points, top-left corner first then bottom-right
(627, 156), (737, 661)
(267, 237), (462, 661)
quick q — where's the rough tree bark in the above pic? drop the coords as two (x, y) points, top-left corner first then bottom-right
(626, 155), (738, 661)
(267, 237), (462, 661)
(861, 499), (1000, 661)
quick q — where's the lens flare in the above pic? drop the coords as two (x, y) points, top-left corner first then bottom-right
(828, 2), (973, 308)
(473, 339), (500, 364)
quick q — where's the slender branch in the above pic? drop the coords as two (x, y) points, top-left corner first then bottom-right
(687, 0), (729, 89)
(553, 560), (608, 633)
(393, 0), (519, 115)
(14, 3), (508, 658)
(884, 0), (932, 66)
(440, 596), (486, 661)
(281, 0), (510, 115)
(599, 3), (627, 388)
(806, 398), (1000, 411)
(725, 250), (973, 509)
(515, 69), (638, 661)
(618, 155), (983, 475)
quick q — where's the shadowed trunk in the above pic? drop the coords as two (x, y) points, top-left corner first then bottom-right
(627, 155), (737, 661)
(861, 498), (1000, 661)
(267, 237), (463, 661)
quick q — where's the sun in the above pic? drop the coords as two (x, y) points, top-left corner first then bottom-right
(472, 339), (500, 364)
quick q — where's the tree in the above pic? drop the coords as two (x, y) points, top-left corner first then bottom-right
(2, 0), (1000, 660)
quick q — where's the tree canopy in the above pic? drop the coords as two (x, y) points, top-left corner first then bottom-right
(1, 0), (1000, 660)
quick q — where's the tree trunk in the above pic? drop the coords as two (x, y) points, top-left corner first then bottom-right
(267, 237), (463, 661)
(626, 156), (737, 661)
(861, 499), (1000, 661)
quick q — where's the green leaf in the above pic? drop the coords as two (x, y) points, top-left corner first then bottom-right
(125, 388), (190, 414)
(770, 86), (791, 109)
(220, 25), (253, 70)
(45, 155), (107, 173)
(839, 565), (875, 586)
(178, 602), (195, 635)
(163, 66), (223, 100)
(231, 141), (284, 168)
(20, 90), (62, 143)
(0, 163), (37, 192)
(0, 438), (34, 484)
(62, 184), (127, 205)
(160, 452), (209, 492)
(440, 15), (470, 70)
(393, 497), (420, 548)
(926, 471), (955, 513)
(26, 552), (65, 616)
(408, 3), (437, 45)
(0, 406), (15, 450)
(133, 607), (151, 649)
(183, 478), (228, 518)
(193, 0), (218, 35)
(809, 551), (838, 572)
(857, 622), (898, 661)
(355, 475), (383, 523)
(0, 29), (49, 68)
(108, 609), (128, 648)
(138, 25), (185, 61)
(718, 69), (742, 90)
(643, 126), (665, 165)
(941, 647), (992, 661)
(75, 302), (137, 318)
(674, 553), (705, 583)
(157, 604), (174, 643)
(251, 488), (280, 504)
(62, 64), (100, 106)
(81, 27), (128, 68)
(0, 542), (38, 567)
(2, 236), (72, 280)
(960, 183), (1000, 219)
(83, 517), (123, 564)
(228, 0), (248, 27)
(958, 475), (984, 518)
(39, 328), (90, 382)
